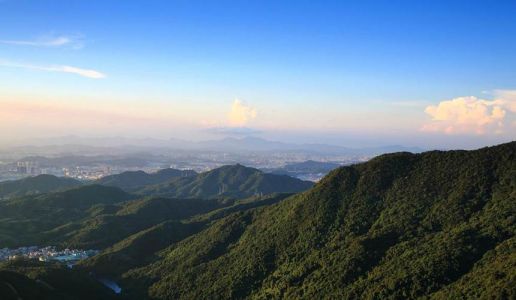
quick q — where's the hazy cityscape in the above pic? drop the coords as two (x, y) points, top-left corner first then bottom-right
(0, 246), (98, 264)
(0, 136), (390, 182)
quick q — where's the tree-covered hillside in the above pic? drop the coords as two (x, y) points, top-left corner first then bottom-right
(120, 142), (515, 299)
(78, 193), (292, 277)
(0, 174), (82, 200)
(138, 164), (313, 199)
(0, 185), (134, 247)
(0, 164), (307, 249)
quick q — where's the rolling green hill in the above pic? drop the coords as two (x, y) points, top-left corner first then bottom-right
(118, 141), (515, 299)
(0, 174), (82, 200)
(78, 193), (292, 277)
(0, 185), (134, 247)
(0, 180), (302, 250)
(0, 185), (223, 249)
(96, 168), (197, 192)
(60, 197), (223, 249)
(0, 185), (287, 250)
(138, 164), (313, 199)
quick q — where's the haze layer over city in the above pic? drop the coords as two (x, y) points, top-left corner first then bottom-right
(1, 1), (515, 183)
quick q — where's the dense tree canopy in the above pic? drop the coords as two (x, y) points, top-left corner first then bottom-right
(121, 142), (515, 299)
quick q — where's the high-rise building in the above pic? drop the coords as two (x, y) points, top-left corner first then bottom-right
(16, 161), (40, 175)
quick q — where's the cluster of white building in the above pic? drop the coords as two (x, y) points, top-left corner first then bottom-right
(0, 246), (99, 263)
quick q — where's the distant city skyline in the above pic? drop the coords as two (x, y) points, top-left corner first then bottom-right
(1, 1), (515, 148)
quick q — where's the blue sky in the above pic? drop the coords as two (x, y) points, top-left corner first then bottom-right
(1, 0), (515, 148)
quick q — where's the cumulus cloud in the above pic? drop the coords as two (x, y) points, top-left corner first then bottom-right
(494, 89), (516, 113)
(0, 60), (105, 79)
(227, 99), (257, 127)
(421, 94), (516, 135)
(0, 35), (83, 48)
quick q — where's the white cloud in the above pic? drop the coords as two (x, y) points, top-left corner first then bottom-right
(493, 89), (516, 112)
(0, 35), (83, 48)
(227, 99), (257, 127)
(57, 65), (105, 79)
(0, 60), (106, 79)
(421, 94), (516, 135)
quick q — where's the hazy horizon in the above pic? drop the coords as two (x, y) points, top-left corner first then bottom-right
(1, 134), (513, 153)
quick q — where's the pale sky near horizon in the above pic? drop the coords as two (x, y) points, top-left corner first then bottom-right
(1, 0), (515, 148)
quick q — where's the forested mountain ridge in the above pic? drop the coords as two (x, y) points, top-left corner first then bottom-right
(119, 141), (515, 299)
(96, 168), (197, 192)
(0, 165), (309, 249)
(137, 164), (313, 199)
(0, 174), (82, 200)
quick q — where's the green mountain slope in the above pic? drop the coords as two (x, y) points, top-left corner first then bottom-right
(96, 168), (197, 192)
(78, 193), (292, 277)
(138, 164), (313, 199)
(0, 185), (133, 247)
(0, 168), (300, 250)
(0, 175), (82, 200)
(61, 197), (223, 249)
(0, 184), (261, 250)
(120, 142), (515, 299)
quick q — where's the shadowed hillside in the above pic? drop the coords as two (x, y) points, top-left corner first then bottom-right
(0, 260), (117, 300)
(0, 185), (134, 247)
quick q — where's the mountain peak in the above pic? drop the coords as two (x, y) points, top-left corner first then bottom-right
(139, 164), (313, 199)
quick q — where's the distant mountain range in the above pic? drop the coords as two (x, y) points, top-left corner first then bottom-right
(262, 160), (342, 179)
(4, 135), (425, 155)
(194, 136), (424, 155)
